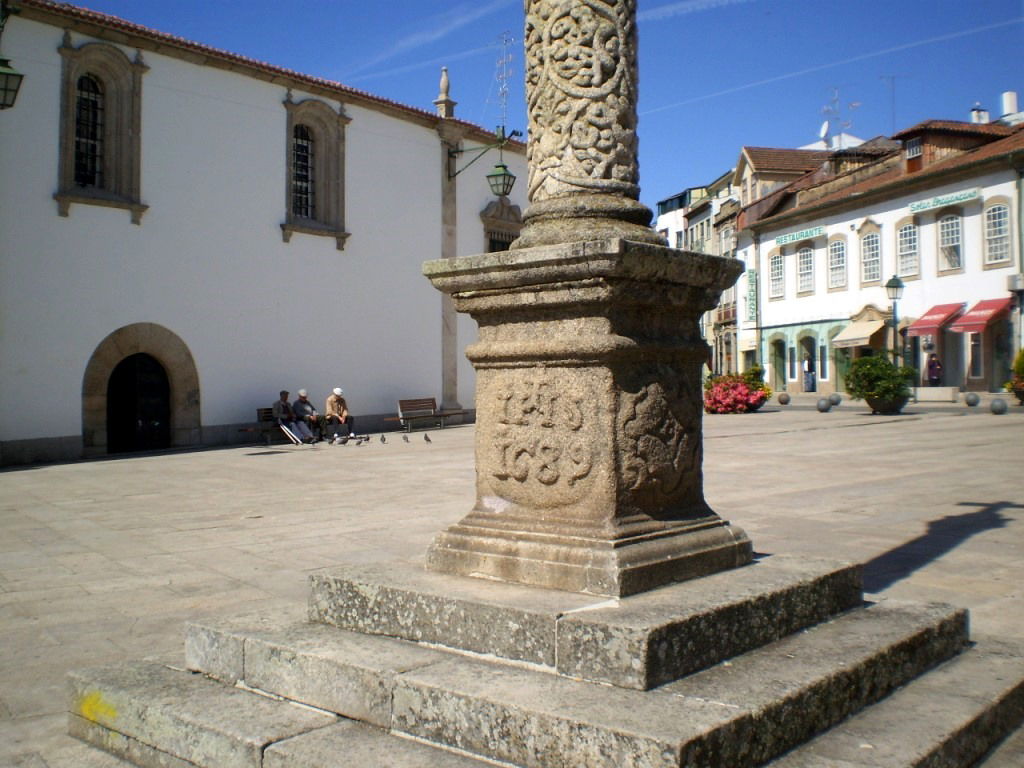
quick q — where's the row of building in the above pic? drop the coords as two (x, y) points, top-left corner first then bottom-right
(656, 94), (1024, 396)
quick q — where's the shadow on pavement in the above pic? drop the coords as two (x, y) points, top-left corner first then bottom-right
(864, 500), (1024, 592)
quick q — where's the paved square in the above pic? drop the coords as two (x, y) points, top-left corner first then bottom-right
(1, 398), (1022, 765)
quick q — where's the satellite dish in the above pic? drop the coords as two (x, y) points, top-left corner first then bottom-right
(819, 120), (830, 140)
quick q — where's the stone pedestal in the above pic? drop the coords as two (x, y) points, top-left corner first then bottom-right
(423, 237), (751, 596)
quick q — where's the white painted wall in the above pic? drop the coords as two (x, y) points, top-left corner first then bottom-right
(0, 16), (527, 451)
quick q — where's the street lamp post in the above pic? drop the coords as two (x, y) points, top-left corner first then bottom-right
(885, 275), (905, 364)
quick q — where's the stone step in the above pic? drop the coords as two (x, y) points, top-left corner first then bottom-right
(308, 554), (863, 689)
(764, 636), (1024, 768)
(68, 661), (337, 768)
(69, 662), (497, 768)
(389, 601), (966, 768)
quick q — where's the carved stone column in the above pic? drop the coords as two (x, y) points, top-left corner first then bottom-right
(423, 0), (751, 597)
(514, 0), (665, 249)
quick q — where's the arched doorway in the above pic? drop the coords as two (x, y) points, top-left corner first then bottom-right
(770, 339), (786, 391)
(799, 336), (817, 392)
(107, 353), (171, 453)
(82, 323), (201, 456)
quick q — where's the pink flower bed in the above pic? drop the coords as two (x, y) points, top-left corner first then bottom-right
(703, 378), (768, 414)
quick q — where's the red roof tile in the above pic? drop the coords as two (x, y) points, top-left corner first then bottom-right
(892, 119), (1015, 139)
(742, 148), (830, 173)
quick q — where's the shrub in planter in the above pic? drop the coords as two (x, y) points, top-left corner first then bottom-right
(844, 356), (916, 414)
(704, 365), (773, 414)
(1003, 348), (1024, 404)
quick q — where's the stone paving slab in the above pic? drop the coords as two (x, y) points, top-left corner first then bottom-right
(767, 636), (1024, 767)
(2, 407), (1022, 765)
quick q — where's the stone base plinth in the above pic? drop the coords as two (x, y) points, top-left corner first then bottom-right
(426, 515), (752, 597)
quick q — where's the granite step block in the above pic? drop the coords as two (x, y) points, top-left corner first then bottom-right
(976, 720), (1024, 767)
(68, 661), (336, 768)
(186, 615), (450, 727)
(390, 601), (967, 768)
(765, 636), (1024, 767)
(264, 720), (500, 767)
(309, 554), (863, 689)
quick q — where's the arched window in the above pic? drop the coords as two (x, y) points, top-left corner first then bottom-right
(291, 124), (315, 219)
(57, 37), (148, 222)
(797, 245), (814, 293)
(769, 251), (784, 298)
(861, 232), (881, 283)
(74, 74), (104, 188)
(828, 239), (846, 289)
(984, 204), (1010, 265)
(897, 222), (918, 277)
(938, 214), (962, 271)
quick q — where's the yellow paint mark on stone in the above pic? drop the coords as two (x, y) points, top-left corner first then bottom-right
(77, 690), (118, 724)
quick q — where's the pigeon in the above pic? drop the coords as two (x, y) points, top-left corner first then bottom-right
(424, 433), (432, 443)
(402, 434), (410, 443)
(339, 436), (350, 445)
(380, 434), (386, 444)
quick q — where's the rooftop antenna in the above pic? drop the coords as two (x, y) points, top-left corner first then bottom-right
(880, 75), (897, 135)
(495, 31), (514, 134)
(822, 87), (860, 149)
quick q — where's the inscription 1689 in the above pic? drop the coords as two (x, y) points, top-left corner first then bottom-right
(488, 378), (596, 504)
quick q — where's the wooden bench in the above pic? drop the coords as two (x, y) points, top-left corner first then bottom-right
(237, 407), (283, 445)
(384, 397), (467, 432)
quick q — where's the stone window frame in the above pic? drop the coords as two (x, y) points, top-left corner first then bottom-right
(480, 196), (523, 253)
(56, 34), (148, 224)
(826, 235), (847, 291)
(982, 196), (1012, 268)
(935, 207), (965, 275)
(795, 242), (815, 296)
(768, 249), (785, 300)
(282, 93), (351, 250)
(857, 219), (882, 286)
(893, 215), (920, 280)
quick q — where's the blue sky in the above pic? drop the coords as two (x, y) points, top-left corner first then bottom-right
(67, 0), (1022, 210)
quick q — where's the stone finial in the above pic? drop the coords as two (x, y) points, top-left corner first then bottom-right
(514, 0), (665, 248)
(434, 66), (457, 119)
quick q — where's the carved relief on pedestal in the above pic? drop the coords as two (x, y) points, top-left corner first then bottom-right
(483, 373), (597, 506)
(524, 0), (639, 202)
(617, 366), (701, 506)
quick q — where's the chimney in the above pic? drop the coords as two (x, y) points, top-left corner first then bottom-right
(1002, 91), (1019, 117)
(970, 103), (990, 123)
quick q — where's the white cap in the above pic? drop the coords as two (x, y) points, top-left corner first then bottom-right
(297, 389), (307, 397)
(333, 387), (343, 396)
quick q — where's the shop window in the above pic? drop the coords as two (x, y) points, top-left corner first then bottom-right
(56, 36), (148, 223)
(938, 213), (962, 271)
(984, 203), (1010, 265)
(969, 332), (983, 378)
(797, 246), (814, 293)
(819, 344), (828, 380)
(788, 346), (796, 380)
(282, 94), (350, 250)
(828, 238), (846, 289)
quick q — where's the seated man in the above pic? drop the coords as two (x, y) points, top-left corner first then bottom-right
(272, 390), (313, 442)
(325, 387), (356, 443)
(292, 389), (323, 441)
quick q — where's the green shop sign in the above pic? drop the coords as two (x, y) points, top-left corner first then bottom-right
(745, 269), (758, 323)
(909, 187), (980, 213)
(775, 226), (824, 246)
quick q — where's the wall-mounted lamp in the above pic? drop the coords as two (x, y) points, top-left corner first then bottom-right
(449, 125), (522, 196)
(0, 0), (24, 109)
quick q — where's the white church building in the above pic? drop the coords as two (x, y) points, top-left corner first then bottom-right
(0, 0), (528, 465)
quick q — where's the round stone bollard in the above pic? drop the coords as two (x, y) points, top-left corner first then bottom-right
(964, 392), (980, 407)
(817, 398), (832, 413)
(828, 393), (842, 406)
(991, 398), (1008, 415)
(778, 393), (791, 405)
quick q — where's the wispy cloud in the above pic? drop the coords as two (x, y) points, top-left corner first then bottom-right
(638, 0), (757, 22)
(346, 45), (496, 85)
(344, 0), (514, 79)
(641, 17), (1023, 116)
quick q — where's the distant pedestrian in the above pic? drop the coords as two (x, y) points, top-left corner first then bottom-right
(927, 353), (943, 387)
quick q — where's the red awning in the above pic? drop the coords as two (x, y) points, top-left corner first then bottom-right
(948, 297), (1013, 334)
(905, 303), (965, 337)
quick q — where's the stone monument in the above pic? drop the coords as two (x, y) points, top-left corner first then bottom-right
(423, 0), (752, 596)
